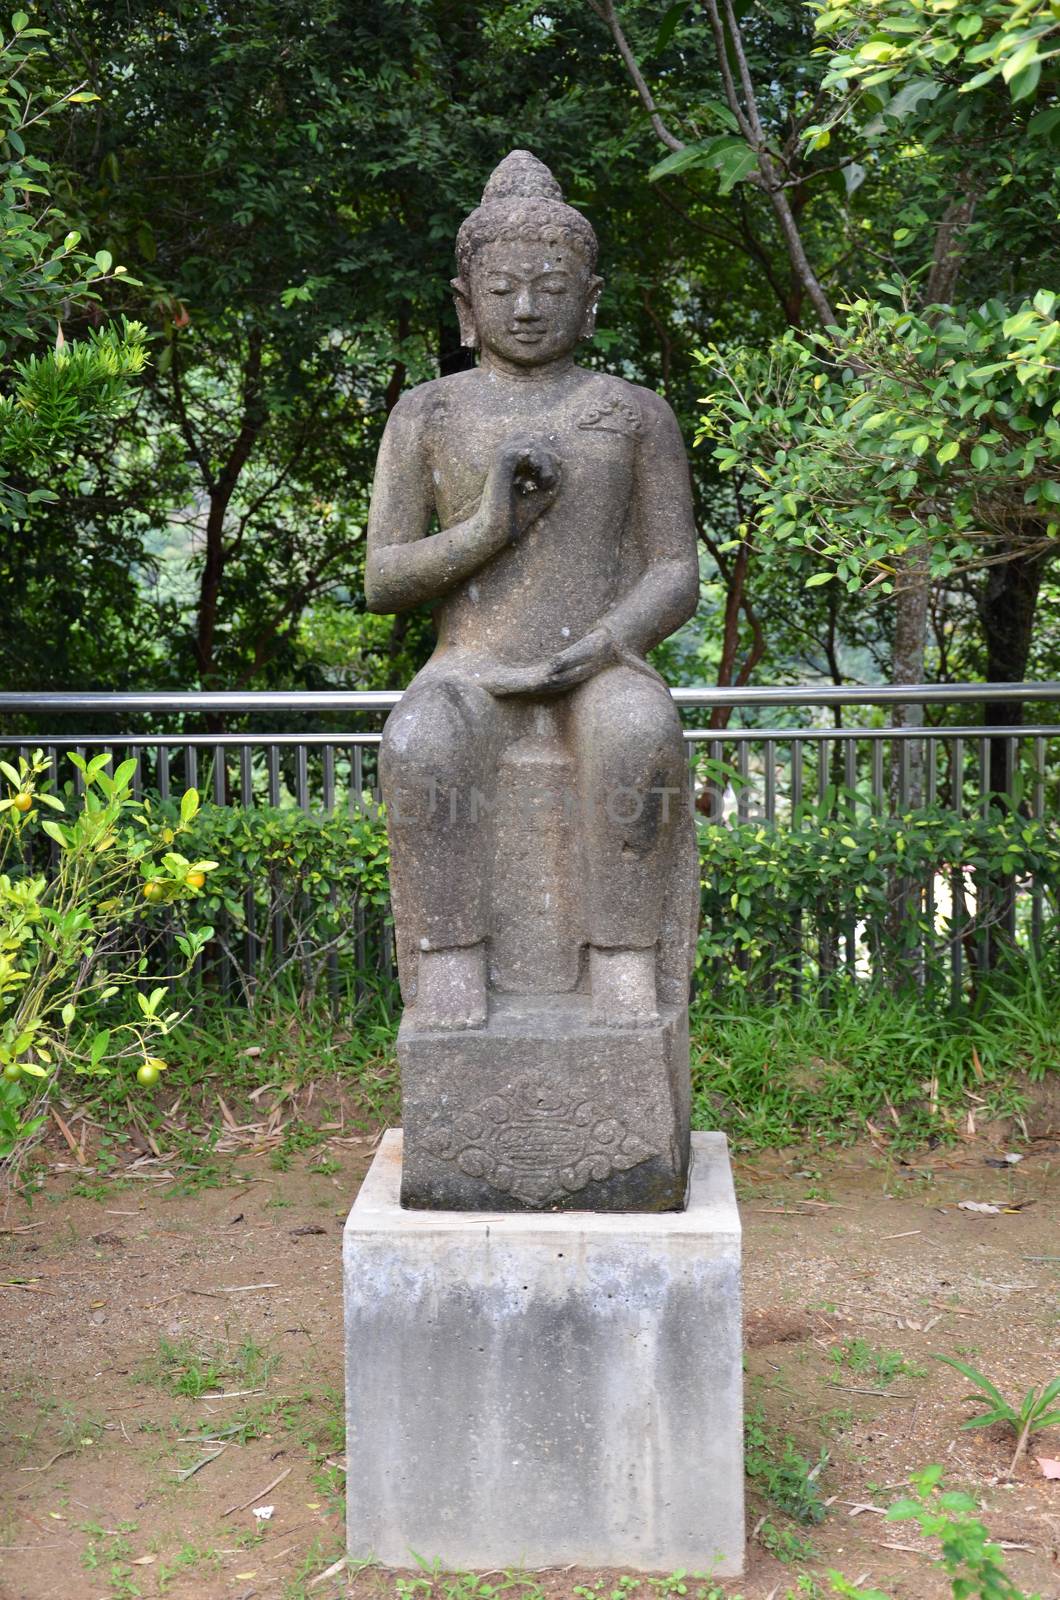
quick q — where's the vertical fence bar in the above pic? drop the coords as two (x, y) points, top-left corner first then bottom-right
(977, 735), (991, 978)
(924, 738), (937, 988)
(736, 740), (750, 823)
(871, 740), (883, 814)
(817, 736), (830, 810)
(267, 745), (284, 970)
(295, 743), (309, 813)
(764, 739), (775, 824)
(130, 745), (142, 800)
(790, 738), (803, 1001)
(896, 738), (909, 812)
(211, 746), (231, 993)
(709, 739), (722, 824)
(156, 744), (175, 973)
(1032, 735), (1045, 956)
(353, 747), (367, 1000)
(182, 747), (201, 999)
(815, 737), (833, 980)
(843, 738), (857, 973)
(1003, 733), (1019, 943)
(950, 735), (965, 1009)
(212, 746), (227, 806)
(294, 744), (310, 997)
(240, 745), (256, 988)
(323, 745), (339, 1009)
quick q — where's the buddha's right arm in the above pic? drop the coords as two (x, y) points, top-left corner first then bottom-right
(363, 404), (511, 614)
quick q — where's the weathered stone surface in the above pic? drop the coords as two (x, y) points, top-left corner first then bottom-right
(344, 1130), (744, 1572)
(399, 994), (689, 1210)
(364, 149), (701, 1206)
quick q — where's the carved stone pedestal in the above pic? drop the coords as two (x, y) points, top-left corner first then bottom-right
(398, 994), (690, 1211)
(343, 1130), (745, 1573)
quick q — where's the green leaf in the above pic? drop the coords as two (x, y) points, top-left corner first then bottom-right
(936, 440), (959, 465)
(180, 787), (200, 824)
(41, 819), (67, 846)
(934, 1355), (1009, 1411)
(648, 142), (713, 182)
(61, 1003), (75, 1027)
(655, 0), (686, 54)
(11, 10), (28, 29)
(715, 140), (758, 195)
(805, 572), (834, 588)
(1009, 59), (1041, 101)
(94, 248), (113, 274)
(971, 444), (990, 470)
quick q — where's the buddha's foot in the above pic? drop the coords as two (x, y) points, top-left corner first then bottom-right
(413, 943), (488, 1031)
(589, 945), (660, 1028)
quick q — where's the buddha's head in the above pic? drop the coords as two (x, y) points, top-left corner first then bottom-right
(452, 150), (603, 367)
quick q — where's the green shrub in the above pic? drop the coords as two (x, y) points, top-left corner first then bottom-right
(174, 798), (391, 1000)
(0, 751), (215, 1162)
(698, 803), (1060, 989)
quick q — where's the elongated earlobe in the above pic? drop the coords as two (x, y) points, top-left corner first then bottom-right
(581, 275), (604, 341)
(450, 277), (478, 349)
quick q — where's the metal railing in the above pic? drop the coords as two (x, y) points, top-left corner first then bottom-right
(3, 682), (1058, 1002)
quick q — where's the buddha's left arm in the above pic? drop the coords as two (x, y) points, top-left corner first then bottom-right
(598, 390), (699, 655)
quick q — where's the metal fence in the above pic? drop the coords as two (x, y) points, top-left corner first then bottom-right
(2, 682), (1058, 1003)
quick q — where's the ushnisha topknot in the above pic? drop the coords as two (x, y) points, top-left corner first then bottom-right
(455, 149), (598, 279)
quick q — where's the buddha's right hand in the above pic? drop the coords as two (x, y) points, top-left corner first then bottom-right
(488, 435), (561, 540)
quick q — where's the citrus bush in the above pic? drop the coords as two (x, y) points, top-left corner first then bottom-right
(172, 798), (391, 1000)
(0, 750), (216, 1161)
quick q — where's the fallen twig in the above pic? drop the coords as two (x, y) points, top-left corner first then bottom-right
(222, 1465), (292, 1517)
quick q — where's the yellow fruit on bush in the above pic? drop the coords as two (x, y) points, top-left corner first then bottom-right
(12, 792), (32, 812)
(185, 870), (206, 889)
(136, 1062), (160, 1087)
(142, 880), (164, 903)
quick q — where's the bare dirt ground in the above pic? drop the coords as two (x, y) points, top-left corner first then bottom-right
(1, 1098), (1058, 1600)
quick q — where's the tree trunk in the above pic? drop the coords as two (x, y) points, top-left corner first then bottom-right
(974, 543), (1050, 970)
(978, 546), (1050, 790)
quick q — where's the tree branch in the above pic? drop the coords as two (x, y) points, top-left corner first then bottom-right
(587, 0), (686, 151)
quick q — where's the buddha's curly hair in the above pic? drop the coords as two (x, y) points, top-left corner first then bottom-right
(455, 150), (598, 279)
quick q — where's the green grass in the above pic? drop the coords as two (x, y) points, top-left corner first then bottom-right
(744, 1403), (828, 1528)
(53, 956), (1057, 1168)
(136, 1333), (279, 1398)
(829, 1337), (926, 1387)
(690, 963), (1058, 1148)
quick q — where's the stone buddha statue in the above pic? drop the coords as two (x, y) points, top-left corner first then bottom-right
(365, 150), (700, 1211)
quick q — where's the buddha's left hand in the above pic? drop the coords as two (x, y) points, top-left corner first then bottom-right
(484, 628), (617, 697)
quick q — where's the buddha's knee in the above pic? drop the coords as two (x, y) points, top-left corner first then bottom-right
(590, 677), (683, 787)
(380, 681), (483, 795)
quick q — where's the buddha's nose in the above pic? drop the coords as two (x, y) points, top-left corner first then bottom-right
(512, 291), (540, 321)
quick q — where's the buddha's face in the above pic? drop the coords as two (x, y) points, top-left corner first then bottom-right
(462, 239), (601, 367)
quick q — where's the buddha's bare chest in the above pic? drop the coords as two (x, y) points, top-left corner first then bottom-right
(427, 386), (640, 532)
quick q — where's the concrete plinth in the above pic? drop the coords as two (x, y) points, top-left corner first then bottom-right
(343, 1130), (744, 1573)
